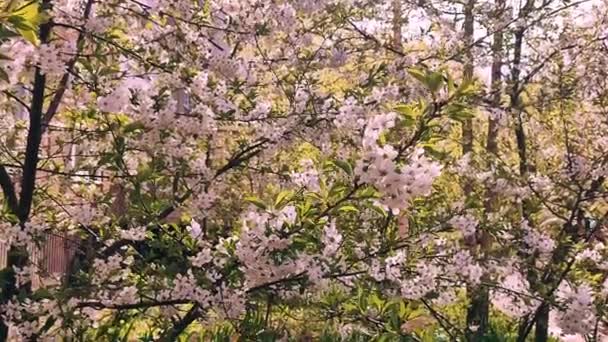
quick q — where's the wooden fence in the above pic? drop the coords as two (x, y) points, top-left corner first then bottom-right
(0, 232), (79, 289)
(0, 240), (6, 269)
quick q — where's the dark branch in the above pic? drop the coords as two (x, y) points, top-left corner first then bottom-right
(77, 299), (191, 310)
(0, 165), (18, 214)
(42, 0), (95, 133)
(157, 304), (200, 342)
(17, 1), (53, 223)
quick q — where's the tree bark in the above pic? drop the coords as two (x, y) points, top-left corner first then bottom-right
(461, 1), (490, 341)
(534, 304), (550, 342)
(509, 0), (544, 341)
(0, 1), (53, 340)
(462, 0), (475, 159)
(392, 0), (403, 51)
(157, 305), (200, 341)
(486, 0), (504, 156)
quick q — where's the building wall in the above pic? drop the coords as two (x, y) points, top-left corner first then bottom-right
(0, 233), (78, 290)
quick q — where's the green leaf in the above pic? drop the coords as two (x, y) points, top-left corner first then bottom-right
(304, 192), (324, 202)
(358, 187), (379, 199)
(136, 165), (153, 181)
(245, 196), (267, 210)
(122, 121), (145, 134)
(0, 27), (20, 40)
(395, 104), (420, 127)
(274, 190), (293, 208)
(329, 184), (347, 199)
(408, 68), (444, 93)
(399, 301), (407, 318)
(455, 78), (477, 97)
(446, 75), (456, 94)
(369, 203), (388, 218)
(427, 71), (444, 93)
(446, 105), (475, 123)
(13, 22), (37, 44)
(338, 204), (359, 213)
(10, 1), (47, 46)
(4, 0), (21, 12)
(7, 15), (32, 30)
(394, 104), (418, 117)
(120, 320), (136, 342)
(369, 292), (384, 310)
(388, 310), (402, 333)
(332, 159), (353, 176)
(407, 68), (427, 84)
(13, 1), (43, 24)
(377, 333), (394, 342)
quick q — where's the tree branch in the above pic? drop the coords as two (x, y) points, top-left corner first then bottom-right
(41, 0), (95, 133)
(0, 165), (18, 214)
(77, 298), (191, 310)
(16, 0), (56, 223)
(156, 304), (200, 342)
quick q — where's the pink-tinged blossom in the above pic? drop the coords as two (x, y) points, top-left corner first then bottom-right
(449, 214), (478, 239)
(322, 220), (342, 257)
(385, 251), (406, 281)
(190, 248), (213, 268)
(187, 219), (202, 239)
(369, 259), (386, 281)
(115, 286), (138, 305)
(356, 122), (442, 211)
(401, 262), (439, 300)
(334, 97), (366, 131)
(13, 266), (35, 287)
(433, 288), (458, 306)
(36, 44), (68, 76)
(447, 250), (483, 285)
(291, 159), (320, 191)
(119, 226), (147, 241)
(97, 87), (130, 113)
(277, 205), (297, 226)
(554, 283), (596, 336)
(522, 220), (555, 255)
(491, 272), (539, 318)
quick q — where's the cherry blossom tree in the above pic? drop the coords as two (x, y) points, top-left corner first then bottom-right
(0, 0), (607, 341)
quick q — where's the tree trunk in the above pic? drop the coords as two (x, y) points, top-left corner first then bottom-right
(0, 1), (53, 339)
(509, 0), (544, 340)
(486, 0), (504, 157)
(461, 1), (490, 340)
(466, 286), (490, 341)
(392, 0), (403, 51)
(535, 304), (550, 342)
(510, 0), (535, 180)
(462, 0), (475, 160)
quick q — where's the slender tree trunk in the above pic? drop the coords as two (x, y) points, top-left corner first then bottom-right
(466, 291), (489, 341)
(461, 1), (490, 340)
(392, 0), (403, 51)
(535, 304), (550, 342)
(462, 0), (475, 160)
(510, 0), (535, 180)
(512, 27), (529, 178)
(0, 1), (52, 340)
(466, 2), (506, 340)
(509, 1), (544, 341)
(486, 0), (504, 157)
(482, 0), (506, 254)
(483, 0), (505, 224)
